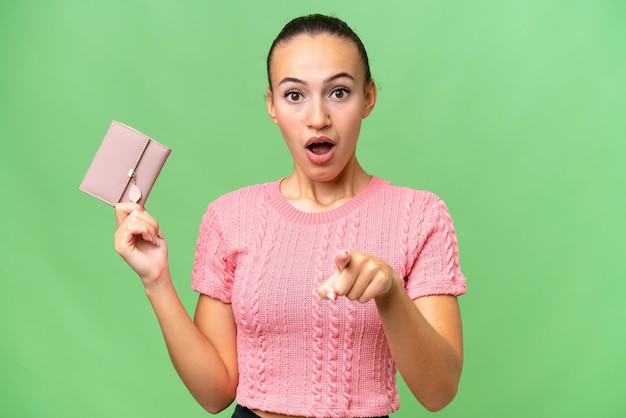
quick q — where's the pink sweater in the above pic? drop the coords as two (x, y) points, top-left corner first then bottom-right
(191, 177), (466, 417)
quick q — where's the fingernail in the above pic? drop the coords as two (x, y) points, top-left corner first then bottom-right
(327, 291), (337, 301)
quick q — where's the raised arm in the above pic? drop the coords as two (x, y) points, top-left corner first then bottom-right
(114, 203), (238, 413)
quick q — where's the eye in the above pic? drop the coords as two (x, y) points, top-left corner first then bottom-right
(330, 88), (350, 100)
(284, 90), (304, 103)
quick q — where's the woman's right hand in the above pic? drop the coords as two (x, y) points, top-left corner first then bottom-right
(114, 202), (169, 288)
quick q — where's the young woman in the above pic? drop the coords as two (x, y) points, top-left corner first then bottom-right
(114, 14), (466, 418)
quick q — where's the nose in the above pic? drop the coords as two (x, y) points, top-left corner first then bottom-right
(306, 98), (330, 129)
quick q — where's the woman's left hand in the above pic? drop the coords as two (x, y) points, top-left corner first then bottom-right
(317, 249), (401, 303)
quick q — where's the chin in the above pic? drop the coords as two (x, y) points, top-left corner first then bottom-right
(302, 168), (340, 183)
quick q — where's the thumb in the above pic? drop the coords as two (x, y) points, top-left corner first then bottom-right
(333, 249), (352, 271)
(115, 202), (143, 226)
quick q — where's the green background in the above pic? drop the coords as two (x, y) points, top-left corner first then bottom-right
(1, 1), (624, 417)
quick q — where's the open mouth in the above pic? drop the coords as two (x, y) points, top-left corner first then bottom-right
(307, 142), (334, 155)
(305, 136), (336, 164)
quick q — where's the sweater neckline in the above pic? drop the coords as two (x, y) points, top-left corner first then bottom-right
(266, 176), (386, 225)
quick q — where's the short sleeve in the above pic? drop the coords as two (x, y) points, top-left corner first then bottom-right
(191, 204), (235, 303)
(405, 198), (467, 299)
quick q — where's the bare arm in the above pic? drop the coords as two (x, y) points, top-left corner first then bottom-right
(376, 287), (463, 411)
(318, 250), (463, 412)
(114, 203), (238, 413)
(144, 280), (238, 413)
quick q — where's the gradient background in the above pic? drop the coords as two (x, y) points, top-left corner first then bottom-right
(1, 1), (625, 417)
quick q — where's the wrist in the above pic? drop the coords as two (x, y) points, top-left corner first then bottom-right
(142, 269), (173, 296)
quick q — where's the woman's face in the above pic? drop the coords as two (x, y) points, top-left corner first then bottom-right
(267, 34), (376, 183)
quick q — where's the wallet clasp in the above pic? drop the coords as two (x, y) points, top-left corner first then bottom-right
(127, 168), (142, 203)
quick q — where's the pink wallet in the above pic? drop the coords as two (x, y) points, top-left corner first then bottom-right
(79, 120), (171, 206)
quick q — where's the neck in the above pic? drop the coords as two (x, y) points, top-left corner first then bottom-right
(280, 160), (371, 212)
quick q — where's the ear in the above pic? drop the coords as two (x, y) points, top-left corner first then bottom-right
(266, 88), (279, 125)
(362, 80), (377, 119)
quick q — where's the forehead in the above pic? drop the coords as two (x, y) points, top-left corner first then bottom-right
(270, 34), (363, 84)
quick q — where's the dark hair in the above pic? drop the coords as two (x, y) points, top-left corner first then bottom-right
(266, 14), (372, 88)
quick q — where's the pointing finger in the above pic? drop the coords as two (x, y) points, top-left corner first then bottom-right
(333, 249), (352, 271)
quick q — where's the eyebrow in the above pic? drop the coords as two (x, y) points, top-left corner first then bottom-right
(277, 72), (355, 86)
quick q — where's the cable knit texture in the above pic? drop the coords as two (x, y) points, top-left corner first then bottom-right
(191, 177), (466, 417)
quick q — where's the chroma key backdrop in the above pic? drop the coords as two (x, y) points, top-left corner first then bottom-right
(1, 1), (624, 417)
